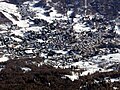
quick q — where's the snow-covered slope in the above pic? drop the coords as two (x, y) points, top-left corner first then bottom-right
(0, 0), (120, 81)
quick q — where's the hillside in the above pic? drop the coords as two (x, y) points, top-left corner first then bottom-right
(0, 0), (120, 90)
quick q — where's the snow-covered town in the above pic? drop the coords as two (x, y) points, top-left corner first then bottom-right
(0, 0), (120, 90)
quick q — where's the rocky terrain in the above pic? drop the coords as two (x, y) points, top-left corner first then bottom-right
(0, 0), (120, 90)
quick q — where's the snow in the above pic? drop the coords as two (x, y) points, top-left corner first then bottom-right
(0, 68), (4, 71)
(73, 23), (91, 32)
(15, 20), (29, 28)
(37, 62), (44, 67)
(115, 25), (120, 34)
(71, 61), (103, 76)
(110, 78), (120, 82)
(53, 50), (68, 54)
(65, 72), (79, 81)
(29, 6), (53, 23)
(0, 0), (119, 80)
(0, 2), (21, 21)
(25, 49), (33, 54)
(67, 10), (73, 16)
(63, 53), (120, 77)
(37, 39), (45, 43)
(106, 77), (120, 83)
(65, 75), (78, 81)
(88, 53), (120, 73)
(40, 53), (47, 58)
(2, 11), (29, 27)
(11, 37), (22, 42)
(113, 87), (118, 90)
(0, 0), (5, 1)
(11, 30), (24, 37)
(0, 2), (18, 15)
(0, 2), (29, 28)
(0, 24), (8, 30)
(50, 7), (63, 18)
(29, 4), (67, 22)
(92, 53), (120, 63)
(21, 67), (31, 72)
(13, 45), (21, 49)
(25, 26), (42, 32)
(0, 30), (8, 33)
(1, 11), (16, 23)
(0, 55), (9, 62)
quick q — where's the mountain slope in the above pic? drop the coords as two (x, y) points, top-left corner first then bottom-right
(0, 0), (119, 88)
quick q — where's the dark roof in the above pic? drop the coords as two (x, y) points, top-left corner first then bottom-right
(0, 12), (12, 24)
